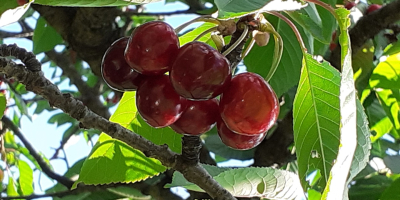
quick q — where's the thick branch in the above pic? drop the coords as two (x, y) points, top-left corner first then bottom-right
(0, 57), (235, 200)
(1, 116), (75, 188)
(328, 0), (400, 68)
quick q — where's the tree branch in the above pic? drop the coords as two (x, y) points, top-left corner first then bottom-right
(45, 50), (110, 119)
(0, 52), (236, 200)
(328, 0), (400, 69)
(1, 116), (75, 189)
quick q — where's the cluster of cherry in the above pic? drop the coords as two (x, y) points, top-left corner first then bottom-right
(101, 21), (279, 150)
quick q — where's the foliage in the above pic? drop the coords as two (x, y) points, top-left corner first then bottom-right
(0, 0), (400, 199)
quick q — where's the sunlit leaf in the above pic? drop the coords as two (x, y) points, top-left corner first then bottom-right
(74, 134), (166, 188)
(370, 52), (400, 89)
(33, 17), (64, 54)
(168, 166), (305, 199)
(375, 89), (400, 134)
(34, 0), (161, 6)
(293, 53), (340, 190)
(0, 0), (31, 27)
(323, 8), (359, 200)
(18, 160), (34, 195)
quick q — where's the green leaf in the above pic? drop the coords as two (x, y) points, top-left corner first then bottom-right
(293, 53), (341, 190)
(383, 40), (400, 56)
(7, 177), (18, 197)
(364, 93), (393, 142)
(169, 167), (305, 199)
(375, 89), (400, 134)
(17, 160), (34, 196)
(107, 186), (151, 199)
(74, 133), (166, 188)
(110, 91), (182, 153)
(33, 17), (63, 54)
(244, 16), (303, 97)
(33, 0), (161, 6)
(178, 22), (216, 46)
(215, 0), (306, 19)
(349, 174), (392, 200)
(370, 52), (400, 89)
(322, 8), (358, 200)
(0, 0), (31, 27)
(380, 177), (400, 200)
(48, 112), (74, 127)
(0, 93), (6, 119)
(165, 164), (230, 188)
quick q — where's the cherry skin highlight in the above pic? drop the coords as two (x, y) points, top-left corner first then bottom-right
(170, 98), (219, 135)
(136, 75), (187, 128)
(170, 41), (231, 100)
(101, 37), (145, 91)
(217, 118), (267, 150)
(219, 72), (279, 135)
(366, 4), (382, 14)
(125, 21), (179, 75)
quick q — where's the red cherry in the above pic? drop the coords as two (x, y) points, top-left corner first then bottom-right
(125, 21), (179, 75)
(329, 43), (337, 51)
(366, 4), (382, 14)
(170, 41), (231, 100)
(170, 99), (219, 135)
(344, 2), (356, 10)
(17, 0), (27, 6)
(136, 75), (187, 128)
(102, 37), (145, 91)
(217, 118), (267, 150)
(219, 72), (279, 135)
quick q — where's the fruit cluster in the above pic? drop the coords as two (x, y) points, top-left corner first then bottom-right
(101, 21), (280, 150)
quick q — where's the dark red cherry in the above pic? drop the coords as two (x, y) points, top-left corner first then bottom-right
(136, 75), (187, 128)
(170, 41), (231, 100)
(344, 2), (356, 10)
(219, 72), (279, 135)
(170, 99), (219, 135)
(217, 118), (267, 150)
(125, 21), (179, 75)
(366, 4), (382, 14)
(101, 37), (145, 91)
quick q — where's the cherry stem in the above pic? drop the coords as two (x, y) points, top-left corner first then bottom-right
(211, 33), (225, 52)
(259, 21), (283, 82)
(193, 27), (218, 41)
(174, 15), (220, 34)
(304, 0), (339, 19)
(268, 11), (307, 54)
(241, 37), (256, 58)
(222, 25), (249, 57)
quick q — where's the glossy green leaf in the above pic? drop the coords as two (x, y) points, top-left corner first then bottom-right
(380, 177), (400, 200)
(364, 93), (393, 142)
(33, 17), (64, 54)
(74, 133), (166, 188)
(293, 53), (341, 190)
(244, 16), (303, 97)
(0, 93), (6, 119)
(383, 40), (400, 56)
(178, 22), (217, 46)
(168, 167), (305, 199)
(370, 52), (400, 89)
(7, 177), (18, 197)
(323, 8), (359, 200)
(110, 91), (182, 153)
(17, 160), (34, 195)
(215, 0), (306, 19)
(0, 0), (31, 27)
(376, 89), (400, 134)
(33, 0), (161, 6)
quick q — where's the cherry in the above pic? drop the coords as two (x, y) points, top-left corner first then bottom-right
(366, 4), (382, 14)
(136, 75), (187, 128)
(217, 117), (267, 150)
(17, 0), (27, 6)
(170, 98), (219, 135)
(101, 37), (145, 91)
(219, 72), (279, 135)
(125, 21), (179, 75)
(170, 41), (231, 100)
(344, 2), (356, 10)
